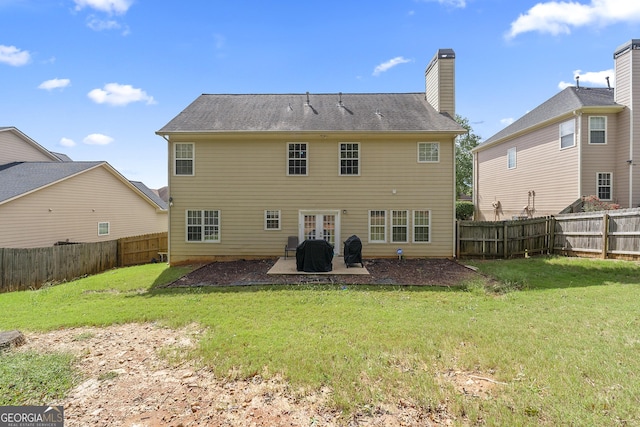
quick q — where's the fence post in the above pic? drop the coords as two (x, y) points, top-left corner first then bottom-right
(548, 216), (555, 255)
(602, 213), (609, 259)
(456, 220), (460, 258)
(503, 221), (508, 258)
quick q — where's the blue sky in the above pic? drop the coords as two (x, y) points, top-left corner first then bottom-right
(2, 0), (640, 189)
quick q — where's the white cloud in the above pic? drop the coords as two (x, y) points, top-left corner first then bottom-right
(507, 0), (640, 39)
(83, 133), (114, 145)
(373, 56), (412, 76)
(87, 83), (156, 106)
(74, 0), (133, 15)
(87, 17), (120, 30)
(501, 118), (515, 126)
(419, 0), (466, 7)
(0, 45), (30, 66)
(60, 137), (76, 147)
(558, 68), (615, 89)
(38, 78), (71, 90)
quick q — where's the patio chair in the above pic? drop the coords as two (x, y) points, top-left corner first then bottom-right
(284, 236), (299, 259)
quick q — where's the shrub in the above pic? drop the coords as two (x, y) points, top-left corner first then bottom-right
(456, 201), (474, 220)
(582, 195), (620, 212)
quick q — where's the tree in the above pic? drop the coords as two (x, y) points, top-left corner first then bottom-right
(455, 115), (481, 199)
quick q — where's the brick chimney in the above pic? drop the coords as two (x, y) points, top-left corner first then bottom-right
(425, 48), (456, 119)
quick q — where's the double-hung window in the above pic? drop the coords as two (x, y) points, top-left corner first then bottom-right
(391, 210), (408, 243)
(174, 143), (194, 175)
(413, 210), (431, 243)
(340, 143), (360, 175)
(264, 210), (281, 230)
(186, 210), (220, 242)
(418, 142), (439, 162)
(287, 143), (307, 175)
(589, 116), (606, 144)
(507, 147), (517, 169)
(368, 210), (386, 243)
(560, 120), (575, 149)
(597, 172), (612, 201)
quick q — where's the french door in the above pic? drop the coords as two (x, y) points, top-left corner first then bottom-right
(300, 210), (340, 254)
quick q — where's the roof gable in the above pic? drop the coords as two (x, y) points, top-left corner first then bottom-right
(157, 93), (465, 134)
(480, 87), (620, 147)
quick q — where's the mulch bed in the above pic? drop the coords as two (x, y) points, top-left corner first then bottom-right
(165, 258), (479, 288)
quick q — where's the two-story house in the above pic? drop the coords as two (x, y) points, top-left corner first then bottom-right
(473, 39), (639, 221)
(156, 49), (465, 265)
(0, 127), (167, 248)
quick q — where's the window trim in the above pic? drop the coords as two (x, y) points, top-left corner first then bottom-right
(417, 142), (440, 163)
(287, 142), (308, 176)
(174, 142), (194, 176)
(560, 119), (576, 149)
(589, 116), (607, 145)
(185, 209), (220, 243)
(264, 210), (281, 230)
(413, 210), (431, 243)
(390, 210), (409, 243)
(368, 210), (387, 243)
(97, 222), (110, 236)
(596, 172), (613, 201)
(339, 142), (360, 176)
(507, 147), (517, 169)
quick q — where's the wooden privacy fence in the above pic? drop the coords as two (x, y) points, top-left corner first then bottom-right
(457, 208), (640, 260)
(0, 232), (167, 293)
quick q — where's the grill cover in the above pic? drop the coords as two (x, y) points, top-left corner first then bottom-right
(296, 239), (334, 272)
(343, 235), (363, 267)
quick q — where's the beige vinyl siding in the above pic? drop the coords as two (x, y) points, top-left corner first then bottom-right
(0, 131), (58, 164)
(168, 133), (455, 263)
(581, 113), (620, 202)
(475, 121), (580, 220)
(0, 166), (167, 248)
(425, 59), (455, 117)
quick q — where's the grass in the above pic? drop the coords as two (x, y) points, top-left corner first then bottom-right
(0, 257), (639, 425)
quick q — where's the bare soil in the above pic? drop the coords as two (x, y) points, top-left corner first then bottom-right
(14, 259), (499, 426)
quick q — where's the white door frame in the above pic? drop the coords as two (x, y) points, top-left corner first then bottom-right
(298, 210), (341, 255)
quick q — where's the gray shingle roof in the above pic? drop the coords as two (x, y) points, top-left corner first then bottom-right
(130, 181), (168, 210)
(0, 161), (103, 203)
(481, 87), (619, 146)
(157, 93), (465, 134)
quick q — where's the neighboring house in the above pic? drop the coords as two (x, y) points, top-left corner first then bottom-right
(156, 49), (465, 265)
(473, 39), (639, 221)
(0, 127), (167, 248)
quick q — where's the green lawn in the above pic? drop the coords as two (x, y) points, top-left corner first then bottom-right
(1, 256), (639, 425)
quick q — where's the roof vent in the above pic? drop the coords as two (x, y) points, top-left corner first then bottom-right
(606, 76), (611, 90)
(337, 92), (344, 108)
(287, 103), (293, 111)
(375, 108), (383, 117)
(576, 75), (580, 89)
(305, 91), (311, 106)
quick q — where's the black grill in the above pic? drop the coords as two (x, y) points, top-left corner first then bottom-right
(343, 235), (363, 268)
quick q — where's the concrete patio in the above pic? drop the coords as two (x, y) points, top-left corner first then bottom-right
(267, 257), (369, 275)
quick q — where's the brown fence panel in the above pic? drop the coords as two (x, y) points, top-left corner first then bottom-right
(0, 241), (117, 293)
(118, 232), (168, 266)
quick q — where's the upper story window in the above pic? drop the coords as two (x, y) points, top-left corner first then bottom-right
(507, 147), (517, 169)
(418, 142), (439, 162)
(340, 143), (360, 175)
(560, 119), (575, 149)
(174, 143), (194, 176)
(597, 172), (612, 201)
(264, 210), (281, 230)
(287, 143), (307, 175)
(589, 116), (607, 144)
(186, 210), (220, 242)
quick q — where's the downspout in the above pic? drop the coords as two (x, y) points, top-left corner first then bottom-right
(575, 111), (582, 199)
(453, 135), (458, 258)
(630, 55), (634, 208)
(161, 134), (171, 265)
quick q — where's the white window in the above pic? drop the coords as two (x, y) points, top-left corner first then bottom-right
(413, 210), (431, 243)
(97, 222), (110, 236)
(418, 142), (439, 162)
(264, 210), (281, 230)
(507, 147), (517, 169)
(597, 172), (612, 201)
(287, 143), (307, 175)
(174, 143), (194, 176)
(368, 210), (386, 243)
(560, 120), (575, 149)
(339, 142), (360, 175)
(589, 116), (607, 144)
(186, 210), (220, 242)
(391, 210), (409, 243)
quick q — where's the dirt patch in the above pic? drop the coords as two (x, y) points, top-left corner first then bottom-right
(17, 323), (465, 426)
(167, 258), (479, 288)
